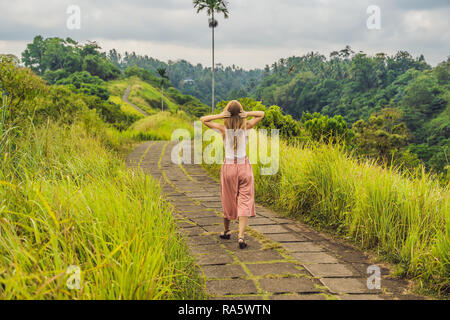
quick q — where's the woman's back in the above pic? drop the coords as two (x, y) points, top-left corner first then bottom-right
(224, 128), (248, 162)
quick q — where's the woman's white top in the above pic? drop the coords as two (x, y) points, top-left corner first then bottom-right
(224, 128), (248, 163)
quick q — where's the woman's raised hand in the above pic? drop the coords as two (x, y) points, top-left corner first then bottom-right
(221, 110), (231, 118)
(239, 111), (248, 118)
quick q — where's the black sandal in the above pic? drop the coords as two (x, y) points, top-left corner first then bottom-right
(219, 230), (231, 240)
(238, 238), (247, 249)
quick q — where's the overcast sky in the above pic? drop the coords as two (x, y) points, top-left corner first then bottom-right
(0, 0), (449, 69)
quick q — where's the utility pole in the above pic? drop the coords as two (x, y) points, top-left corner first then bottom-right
(211, 10), (215, 113)
(161, 85), (164, 112)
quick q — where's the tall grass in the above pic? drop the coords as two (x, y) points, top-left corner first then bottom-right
(204, 139), (449, 296)
(0, 122), (204, 299)
(258, 141), (448, 295)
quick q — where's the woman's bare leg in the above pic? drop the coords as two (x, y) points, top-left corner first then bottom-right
(238, 217), (248, 239)
(223, 218), (231, 234)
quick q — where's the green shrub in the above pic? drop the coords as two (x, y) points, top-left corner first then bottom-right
(55, 71), (110, 100)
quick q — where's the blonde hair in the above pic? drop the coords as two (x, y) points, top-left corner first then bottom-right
(223, 100), (246, 151)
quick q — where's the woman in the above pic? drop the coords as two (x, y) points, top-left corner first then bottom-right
(200, 100), (265, 249)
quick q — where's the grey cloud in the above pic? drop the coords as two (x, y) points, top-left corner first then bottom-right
(0, 0), (448, 67)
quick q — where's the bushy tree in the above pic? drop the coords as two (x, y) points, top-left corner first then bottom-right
(82, 54), (120, 81)
(401, 73), (447, 135)
(55, 71), (109, 100)
(301, 112), (354, 143)
(22, 36), (120, 82)
(262, 105), (302, 137)
(0, 55), (46, 128)
(352, 108), (418, 166)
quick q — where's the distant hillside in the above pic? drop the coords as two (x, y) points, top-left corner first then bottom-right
(107, 75), (209, 118)
(107, 50), (263, 106)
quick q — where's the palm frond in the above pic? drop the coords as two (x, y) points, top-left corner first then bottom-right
(193, 0), (229, 18)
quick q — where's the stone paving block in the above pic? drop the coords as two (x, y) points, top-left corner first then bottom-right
(186, 235), (219, 246)
(338, 294), (385, 300)
(255, 212), (279, 220)
(259, 278), (319, 294)
(179, 227), (205, 236)
(202, 224), (226, 233)
(264, 233), (308, 242)
(270, 294), (327, 300)
(303, 263), (357, 278)
(182, 210), (218, 218)
(281, 242), (325, 252)
(246, 263), (304, 276)
(185, 191), (214, 197)
(193, 196), (221, 201)
(172, 200), (197, 206)
(206, 279), (258, 296)
(320, 278), (377, 294)
(202, 201), (223, 209)
(250, 217), (276, 225)
(234, 250), (283, 262)
(189, 244), (224, 255)
(176, 220), (197, 228)
(196, 253), (234, 265)
(175, 205), (207, 212)
(202, 264), (247, 279)
(214, 295), (264, 300)
(166, 195), (191, 201)
(250, 224), (290, 234)
(191, 216), (222, 226)
(291, 252), (339, 264)
(268, 217), (291, 224)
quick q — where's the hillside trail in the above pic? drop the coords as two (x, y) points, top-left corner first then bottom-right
(126, 140), (426, 300)
(122, 85), (149, 116)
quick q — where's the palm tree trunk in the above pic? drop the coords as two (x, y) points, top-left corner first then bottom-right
(211, 10), (215, 113)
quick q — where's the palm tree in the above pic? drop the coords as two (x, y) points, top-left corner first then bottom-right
(193, 0), (229, 112)
(157, 68), (169, 111)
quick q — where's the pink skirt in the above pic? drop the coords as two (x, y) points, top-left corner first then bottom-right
(220, 157), (256, 220)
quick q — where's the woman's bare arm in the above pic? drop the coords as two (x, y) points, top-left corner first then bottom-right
(200, 111), (230, 134)
(243, 111), (265, 129)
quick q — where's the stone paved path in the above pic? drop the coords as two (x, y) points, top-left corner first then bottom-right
(126, 141), (425, 300)
(123, 85), (149, 116)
